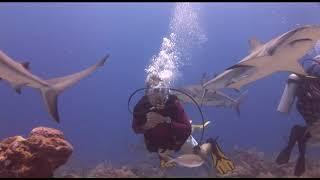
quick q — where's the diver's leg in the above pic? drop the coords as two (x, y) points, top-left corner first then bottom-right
(276, 125), (305, 164)
(294, 128), (311, 177)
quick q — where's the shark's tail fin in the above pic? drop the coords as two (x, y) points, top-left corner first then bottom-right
(234, 90), (248, 116)
(40, 54), (109, 123)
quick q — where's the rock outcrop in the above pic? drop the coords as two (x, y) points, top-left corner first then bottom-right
(0, 127), (73, 178)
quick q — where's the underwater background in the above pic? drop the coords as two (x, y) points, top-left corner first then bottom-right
(0, 2), (320, 176)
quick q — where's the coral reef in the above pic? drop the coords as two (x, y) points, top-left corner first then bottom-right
(0, 127), (73, 178)
(87, 161), (138, 178)
(127, 162), (167, 178)
(56, 161), (166, 178)
(55, 146), (320, 178)
(218, 146), (320, 178)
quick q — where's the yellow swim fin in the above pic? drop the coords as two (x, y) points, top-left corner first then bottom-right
(209, 138), (235, 175)
(158, 153), (177, 169)
(160, 159), (177, 169)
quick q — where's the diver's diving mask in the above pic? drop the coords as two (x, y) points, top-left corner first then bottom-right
(146, 86), (170, 106)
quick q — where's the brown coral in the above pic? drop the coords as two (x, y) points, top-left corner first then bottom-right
(218, 147), (320, 178)
(0, 127), (73, 178)
(87, 161), (138, 178)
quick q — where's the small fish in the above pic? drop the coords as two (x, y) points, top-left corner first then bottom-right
(165, 154), (205, 168)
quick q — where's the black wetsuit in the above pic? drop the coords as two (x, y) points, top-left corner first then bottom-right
(276, 75), (320, 176)
(296, 77), (320, 126)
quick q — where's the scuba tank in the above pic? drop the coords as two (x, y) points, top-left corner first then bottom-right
(277, 74), (299, 113)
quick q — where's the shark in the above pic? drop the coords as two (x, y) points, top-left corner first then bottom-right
(173, 73), (248, 115)
(0, 50), (109, 123)
(203, 25), (320, 91)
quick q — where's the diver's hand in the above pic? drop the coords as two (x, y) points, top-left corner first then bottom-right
(142, 112), (167, 130)
(142, 120), (156, 130)
(147, 112), (171, 124)
(155, 104), (165, 110)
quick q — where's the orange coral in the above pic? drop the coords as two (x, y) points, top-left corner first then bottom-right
(0, 127), (73, 178)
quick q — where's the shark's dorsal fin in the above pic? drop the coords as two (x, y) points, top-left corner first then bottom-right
(20, 61), (30, 70)
(249, 37), (263, 53)
(200, 72), (209, 86)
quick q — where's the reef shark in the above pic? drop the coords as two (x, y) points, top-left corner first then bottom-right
(203, 25), (320, 91)
(174, 73), (248, 115)
(0, 50), (109, 123)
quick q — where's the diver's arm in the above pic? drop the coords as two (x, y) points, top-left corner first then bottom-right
(132, 99), (149, 134)
(170, 100), (192, 140)
(277, 74), (300, 113)
(132, 116), (148, 134)
(132, 106), (163, 133)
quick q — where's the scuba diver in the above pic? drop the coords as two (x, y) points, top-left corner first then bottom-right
(131, 73), (235, 174)
(276, 55), (320, 176)
(132, 73), (192, 168)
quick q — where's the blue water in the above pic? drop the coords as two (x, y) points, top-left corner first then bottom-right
(0, 2), (320, 170)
